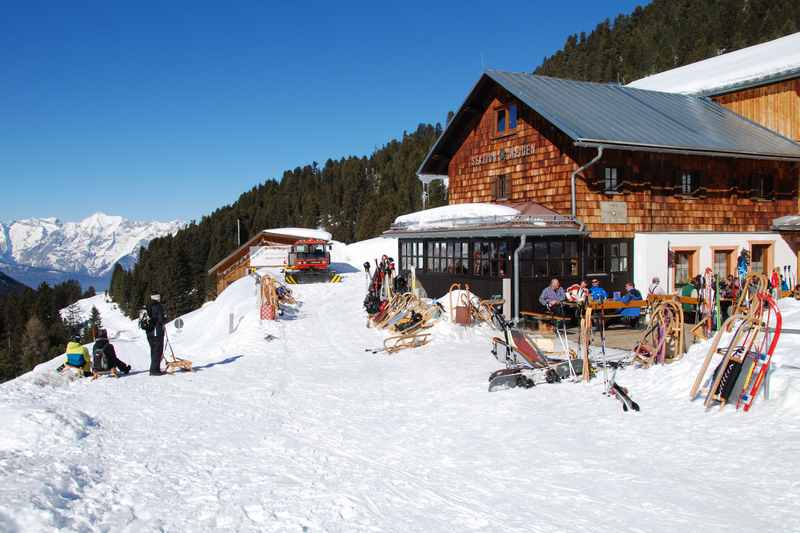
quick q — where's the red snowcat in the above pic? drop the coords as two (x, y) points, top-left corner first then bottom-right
(284, 239), (341, 283)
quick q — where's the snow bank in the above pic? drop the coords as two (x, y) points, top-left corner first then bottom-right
(393, 203), (520, 230)
(628, 32), (800, 95)
(265, 227), (332, 241)
(334, 237), (398, 270)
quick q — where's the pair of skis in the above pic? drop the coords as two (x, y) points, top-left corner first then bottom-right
(595, 300), (640, 412)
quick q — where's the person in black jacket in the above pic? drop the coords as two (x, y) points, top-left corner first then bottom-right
(92, 329), (131, 374)
(146, 293), (166, 376)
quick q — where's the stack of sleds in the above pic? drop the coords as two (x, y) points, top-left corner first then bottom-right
(690, 290), (782, 412)
(252, 270), (298, 321)
(363, 256), (439, 354)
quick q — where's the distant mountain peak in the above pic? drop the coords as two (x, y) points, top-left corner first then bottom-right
(0, 214), (183, 289)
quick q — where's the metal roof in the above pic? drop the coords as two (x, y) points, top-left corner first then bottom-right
(418, 71), (800, 175)
(772, 215), (800, 232)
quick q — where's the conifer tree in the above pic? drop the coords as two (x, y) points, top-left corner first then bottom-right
(21, 316), (49, 370)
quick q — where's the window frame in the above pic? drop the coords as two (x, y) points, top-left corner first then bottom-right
(711, 247), (736, 280)
(603, 167), (620, 194)
(677, 170), (702, 198)
(494, 102), (519, 136)
(495, 174), (509, 201)
(670, 246), (699, 291)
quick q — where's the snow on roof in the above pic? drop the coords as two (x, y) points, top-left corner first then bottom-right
(264, 227), (332, 242)
(627, 32), (800, 96)
(393, 203), (521, 230)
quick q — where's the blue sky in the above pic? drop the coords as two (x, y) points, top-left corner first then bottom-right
(0, 0), (644, 223)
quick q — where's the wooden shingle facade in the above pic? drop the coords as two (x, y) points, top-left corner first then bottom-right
(446, 84), (798, 239)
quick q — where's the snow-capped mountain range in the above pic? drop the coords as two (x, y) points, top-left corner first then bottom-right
(0, 213), (183, 289)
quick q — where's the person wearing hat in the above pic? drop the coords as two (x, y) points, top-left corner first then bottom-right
(63, 335), (92, 377)
(145, 293), (166, 376)
(92, 329), (131, 374)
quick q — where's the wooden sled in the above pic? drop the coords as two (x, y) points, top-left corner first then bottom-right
(383, 333), (431, 354)
(632, 300), (684, 367)
(165, 357), (193, 373)
(91, 368), (119, 380)
(689, 305), (766, 408)
(690, 316), (712, 341)
(729, 273), (768, 326)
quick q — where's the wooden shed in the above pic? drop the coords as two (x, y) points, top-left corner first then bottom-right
(208, 229), (331, 295)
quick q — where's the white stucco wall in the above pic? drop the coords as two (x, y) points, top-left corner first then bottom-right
(633, 232), (796, 292)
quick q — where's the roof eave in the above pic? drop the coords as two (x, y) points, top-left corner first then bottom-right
(575, 139), (800, 162)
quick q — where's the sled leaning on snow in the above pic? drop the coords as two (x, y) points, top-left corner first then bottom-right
(383, 332), (431, 354)
(165, 356), (193, 373)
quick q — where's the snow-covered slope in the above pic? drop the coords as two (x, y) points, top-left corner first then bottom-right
(0, 213), (182, 289)
(2, 251), (800, 530)
(628, 32), (800, 95)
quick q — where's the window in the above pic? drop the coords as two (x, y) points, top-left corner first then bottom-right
(609, 241), (628, 273)
(678, 171), (700, 196)
(675, 252), (691, 286)
(671, 249), (697, 288)
(604, 167), (619, 193)
(496, 109), (506, 134)
(399, 240), (425, 271)
(751, 244), (771, 274)
(587, 241), (605, 274)
(495, 103), (519, 135)
(713, 249), (732, 279)
(508, 104), (518, 129)
(495, 174), (509, 200)
(751, 175), (775, 200)
(520, 238), (579, 279)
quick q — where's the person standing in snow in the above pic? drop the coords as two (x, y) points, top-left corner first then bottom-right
(145, 294), (166, 376)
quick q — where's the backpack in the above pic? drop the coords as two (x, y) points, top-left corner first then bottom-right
(363, 293), (381, 315)
(138, 307), (154, 333)
(92, 343), (112, 372)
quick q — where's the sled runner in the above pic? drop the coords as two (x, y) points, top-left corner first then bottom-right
(366, 332), (431, 354)
(730, 273), (767, 323)
(163, 331), (193, 373)
(91, 368), (119, 380)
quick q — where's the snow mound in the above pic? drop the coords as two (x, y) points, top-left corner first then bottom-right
(628, 32), (800, 95)
(0, 404), (95, 452)
(334, 237), (398, 270)
(393, 203), (520, 230)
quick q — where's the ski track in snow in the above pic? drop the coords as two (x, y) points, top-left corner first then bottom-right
(2, 271), (800, 531)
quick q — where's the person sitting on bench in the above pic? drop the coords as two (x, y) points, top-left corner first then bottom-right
(64, 335), (92, 377)
(589, 278), (608, 302)
(92, 329), (131, 375)
(617, 282), (643, 328)
(539, 278), (565, 312)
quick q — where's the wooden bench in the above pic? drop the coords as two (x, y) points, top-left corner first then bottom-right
(588, 299), (649, 328)
(520, 310), (572, 322)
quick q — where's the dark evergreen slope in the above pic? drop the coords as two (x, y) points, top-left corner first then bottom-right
(535, 0), (800, 84)
(0, 279), (92, 383)
(110, 124), (447, 319)
(0, 271), (25, 296)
